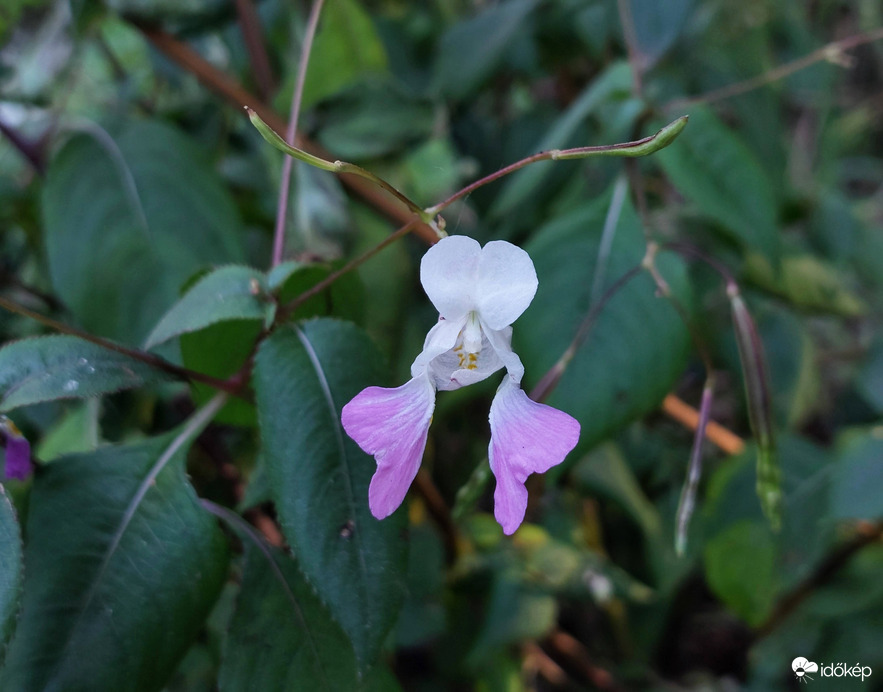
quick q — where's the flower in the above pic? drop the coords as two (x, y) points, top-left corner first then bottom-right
(342, 235), (580, 535)
(1, 416), (32, 481)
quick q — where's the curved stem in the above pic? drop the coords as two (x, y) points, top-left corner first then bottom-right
(277, 219), (417, 321)
(271, 0), (326, 267)
(675, 377), (715, 556)
(666, 27), (883, 110)
(530, 264), (644, 403)
(0, 296), (243, 396)
(249, 108), (439, 234)
(424, 117), (688, 217)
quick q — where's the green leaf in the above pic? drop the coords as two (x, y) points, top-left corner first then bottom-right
(657, 106), (780, 258)
(274, 262), (364, 324)
(395, 524), (446, 648)
(434, 0), (539, 100)
(35, 401), (100, 462)
(316, 81), (435, 160)
(181, 321), (261, 427)
(0, 485), (22, 658)
(43, 120), (244, 344)
(294, 0), (388, 109)
(756, 306), (820, 428)
(290, 162), (352, 258)
(467, 575), (557, 666)
(219, 540), (361, 691)
(830, 432), (883, 521)
(745, 253), (866, 316)
(571, 443), (661, 537)
(704, 435), (835, 589)
(253, 319), (407, 666)
(0, 431), (230, 690)
(145, 265), (270, 349)
(491, 62), (633, 219)
(0, 335), (169, 412)
(628, 0), (693, 66)
(703, 520), (778, 627)
(857, 340), (883, 414)
(517, 195), (691, 464)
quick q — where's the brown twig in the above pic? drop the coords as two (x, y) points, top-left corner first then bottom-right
(132, 22), (439, 245)
(423, 118), (687, 217)
(666, 27), (883, 110)
(272, 0), (326, 267)
(530, 265), (644, 403)
(413, 469), (459, 563)
(523, 641), (571, 687)
(545, 629), (622, 691)
(234, 0), (276, 100)
(277, 219), (417, 320)
(661, 394), (744, 456)
(0, 295), (244, 396)
(0, 271), (66, 312)
(756, 521), (883, 638)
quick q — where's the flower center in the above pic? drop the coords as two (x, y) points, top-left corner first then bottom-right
(457, 312), (483, 370)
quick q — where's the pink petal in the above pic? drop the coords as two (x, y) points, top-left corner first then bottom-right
(341, 375), (436, 519)
(488, 378), (580, 535)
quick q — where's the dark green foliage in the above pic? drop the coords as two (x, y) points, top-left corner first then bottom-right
(42, 121), (244, 345)
(1, 1), (882, 689)
(518, 194), (691, 458)
(0, 486), (22, 660)
(0, 336), (169, 411)
(0, 436), (230, 690)
(253, 320), (407, 667)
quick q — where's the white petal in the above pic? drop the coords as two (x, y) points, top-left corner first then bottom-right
(420, 235), (481, 321)
(476, 240), (538, 330)
(410, 316), (465, 379)
(482, 323), (525, 384)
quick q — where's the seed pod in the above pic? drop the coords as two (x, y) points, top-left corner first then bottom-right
(729, 288), (781, 529)
(675, 379), (715, 555)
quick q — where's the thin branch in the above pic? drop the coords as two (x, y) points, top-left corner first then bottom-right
(661, 394), (745, 456)
(0, 296), (244, 396)
(271, 0), (326, 267)
(523, 641), (571, 687)
(616, 0), (645, 98)
(0, 271), (66, 312)
(530, 265), (644, 403)
(234, 0), (276, 100)
(277, 219), (417, 321)
(675, 377), (715, 556)
(0, 118), (46, 175)
(413, 469), (459, 563)
(423, 117), (688, 217)
(545, 629), (622, 691)
(662, 241), (739, 294)
(666, 27), (883, 110)
(756, 521), (883, 638)
(132, 22), (440, 244)
(250, 108), (438, 234)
